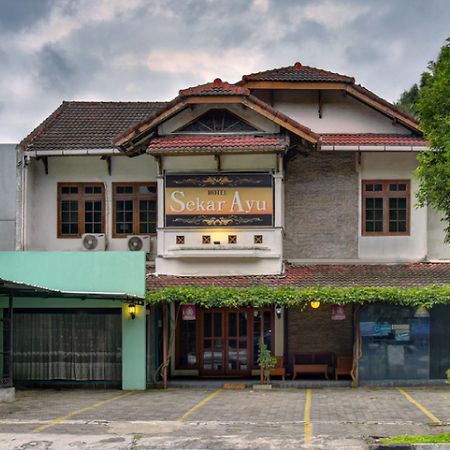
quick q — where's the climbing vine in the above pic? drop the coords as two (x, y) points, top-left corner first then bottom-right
(146, 285), (450, 308)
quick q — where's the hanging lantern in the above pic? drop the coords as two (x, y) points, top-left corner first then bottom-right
(310, 301), (321, 309)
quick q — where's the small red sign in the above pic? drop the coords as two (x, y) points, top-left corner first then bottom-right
(182, 304), (196, 321)
(331, 305), (346, 320)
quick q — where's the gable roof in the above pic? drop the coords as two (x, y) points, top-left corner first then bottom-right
(19, 101), (167, 151)
(239, 62), (420, 133)
(114, 79), (319, 151)
(241, 62), (355, 84)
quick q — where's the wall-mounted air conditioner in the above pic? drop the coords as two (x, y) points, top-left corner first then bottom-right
(127, 235), (151, 253)
(81, 233), (107, 251)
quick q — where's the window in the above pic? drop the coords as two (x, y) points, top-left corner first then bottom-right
(58, 183), (105, 237)
(113, 183), (157, 237)
(362, 180), (410, 235)
(177, 109), (258, 133)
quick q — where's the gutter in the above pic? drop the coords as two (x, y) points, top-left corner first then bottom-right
(23, 148), (122, 158)
(320, 145), (428, 152)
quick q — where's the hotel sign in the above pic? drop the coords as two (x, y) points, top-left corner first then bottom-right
(164, 173), (273, 227)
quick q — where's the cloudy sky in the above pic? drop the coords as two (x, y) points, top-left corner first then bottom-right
(0, 0), (449, 142)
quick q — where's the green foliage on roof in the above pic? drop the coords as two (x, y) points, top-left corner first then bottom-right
(146, 285), (450, 308)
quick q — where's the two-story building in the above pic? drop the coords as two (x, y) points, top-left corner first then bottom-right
(4, 62), (450, 389)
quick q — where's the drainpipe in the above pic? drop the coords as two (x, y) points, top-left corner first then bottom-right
(14, 147), (27, 251)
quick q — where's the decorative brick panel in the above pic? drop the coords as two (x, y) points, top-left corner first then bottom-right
(287, 304), (354, 372)
(284, 152), (358, 259)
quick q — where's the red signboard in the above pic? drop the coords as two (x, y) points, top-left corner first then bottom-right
(331, 305), (346, 320)
(182, 304), (196, 321)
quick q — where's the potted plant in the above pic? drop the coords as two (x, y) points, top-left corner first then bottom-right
(254, 341), (277, 389)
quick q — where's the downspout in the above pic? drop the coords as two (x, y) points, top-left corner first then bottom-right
(14, 147), (26, 251)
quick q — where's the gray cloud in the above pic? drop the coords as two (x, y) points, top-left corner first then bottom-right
(0, 0), (53, 31)
(0, 0), (449, 142)
(36, 45), (78, 93)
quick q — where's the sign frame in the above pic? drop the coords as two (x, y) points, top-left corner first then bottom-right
(164, 172), (275, 228)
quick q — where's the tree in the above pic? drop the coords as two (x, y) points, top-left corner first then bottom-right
(395, 83), (420, 118)
(416, 38), (450, 241)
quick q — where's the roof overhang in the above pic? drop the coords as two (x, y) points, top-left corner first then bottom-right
(147, 134), (289, 156)
(114, 94), (319, 155)
(0, 277), (145, 303)
(239, 81), (421, 134)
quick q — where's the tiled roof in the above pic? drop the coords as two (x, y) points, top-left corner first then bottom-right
(241, 62), (355, 84)
(115, 79), (320, 148)
(349, 84), (419, 126)
(19, 101), (167, 151)
(147, 134), (287, 154)
(179, 79), (250, 97)
(147, 263), (450, 291)
(320, 134), (428, 147)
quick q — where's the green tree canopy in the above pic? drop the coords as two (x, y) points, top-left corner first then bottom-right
(416, 38), (450, 241)
(395, 83), (420, 118)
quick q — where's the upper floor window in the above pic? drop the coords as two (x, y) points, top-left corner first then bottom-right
(113, 183), (157, 237)
(58, 183), (105, 238)
(362, 180), (410, 236)
(177, 109), (258, 133)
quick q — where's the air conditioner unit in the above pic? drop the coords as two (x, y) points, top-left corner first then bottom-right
(127, 235), (151, 253)
(81, 233), (107, 251)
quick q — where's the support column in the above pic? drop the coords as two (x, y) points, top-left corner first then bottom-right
(122, 304), (146, 390)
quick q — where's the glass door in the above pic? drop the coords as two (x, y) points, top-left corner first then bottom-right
(226, 311), (249, 374)
(201, 310), (225, 374)
(199, 309), (251, 376)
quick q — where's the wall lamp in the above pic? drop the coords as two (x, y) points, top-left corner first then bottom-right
(128, 303), (136, 320)
(310, 301), (321, 309)
(275, 305), (282, 319)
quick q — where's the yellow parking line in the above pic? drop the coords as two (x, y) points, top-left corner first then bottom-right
(179, 388), (223, 421)
(33, 390), (136, 433)
(397, 387), (443, 425)
(304, 388), (313, 447)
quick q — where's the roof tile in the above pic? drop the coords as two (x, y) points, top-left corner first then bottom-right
(320, 134), (427, 147)
(20, 101), (167, 151)
(179, 79), (250, 97)
(147, 263), (450, 291)
(147, 134), (287, 154)
(241, 62), (355, 83)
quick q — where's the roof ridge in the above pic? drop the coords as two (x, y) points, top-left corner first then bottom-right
(62, 100), (169, 105)
(240, 61), (355, 83)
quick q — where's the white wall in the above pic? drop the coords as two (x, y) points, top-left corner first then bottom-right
(156, 153), (283, 275)
(26, 154), (158, 251)
(427, 209), (450, 260)
(358, 152), (427, 261)
(274, 90), (411, 134)
(0, 144), (16, 250)
(162, 153), (278, 172)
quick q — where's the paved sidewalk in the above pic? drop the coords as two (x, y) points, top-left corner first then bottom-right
(0, 387), (448, 449)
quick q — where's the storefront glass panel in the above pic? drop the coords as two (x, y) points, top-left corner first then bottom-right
(359, 304), (430, 380)
(430, 304), (450, 379)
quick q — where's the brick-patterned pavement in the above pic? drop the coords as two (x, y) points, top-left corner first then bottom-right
(0, 387), (448, 449)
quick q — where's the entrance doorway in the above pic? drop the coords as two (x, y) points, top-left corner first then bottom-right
(175, 307), (274, 377)
(200, 309), (250, 376)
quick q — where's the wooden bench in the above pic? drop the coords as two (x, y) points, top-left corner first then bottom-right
(335, 356), (353, 380)
(292, 352), (336, 380)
